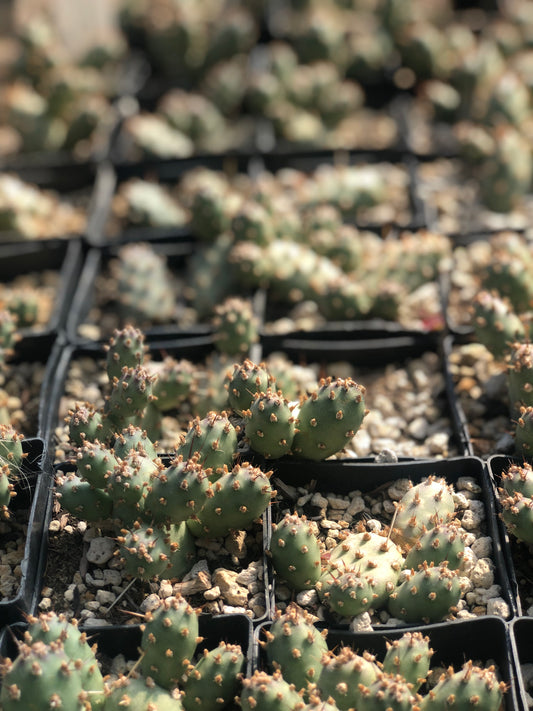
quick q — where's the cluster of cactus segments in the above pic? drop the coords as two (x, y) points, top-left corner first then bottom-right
(257, 608), (506, 710)
(0, 423), (25, 518)
(268, 475), (470, 626)
(0, 607), (246, 711)
(471, 289), (526, 361)
(498, 460), (533, 545)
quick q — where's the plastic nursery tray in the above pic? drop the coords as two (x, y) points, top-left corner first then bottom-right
(0, 613), (254, 690)
(0, 239), (84, 341)
(64, 241), (214, 343)
(264, 455), (516, 627)
(0, 154), (99, 193)
(0, 439), (52, 626)
(254, 616), (517, 711)
(510, 617), (533, 711)
(487, 454), (530, 618)
(260, 329), (471, 458)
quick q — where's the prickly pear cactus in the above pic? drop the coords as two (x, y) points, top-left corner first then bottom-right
(508, 342), (533, 414)
(318, 567), (379, 618)
(113, 425), (158, 460)
(0, 640), (94, 711)
(104, 325), (146, 381)
(262, 604), (328, 693)
(231, 201), (275, 246)
(393, 477), (456, 546)
(144, 454), (211, 526)
(382, 632), (433, 691)
(317, 647), (380, 711)
(244, 389), (296, 459)
(65, 402), (104, 446)
(140, 595), (200, 690)
(104, 673), (183, 710)
(56, 471), (113, 522)
(324, 526), (403, 609)
(419, 660), (506, 711)
(0, 308), (17, 363)
(0, 424), (24, 478)
(74, 440), (119, 489)
(225, 359), (272, 415)
(117, 521), (173, 580)
(291, 377), (367, 460)
(0, 464), (14, 516)
(404, 522), (466, 571)
(104, 364), (157, 430)
(514, 405), (533, 457)
(388, 563), (462, 624)
(176, 411), (238, 474)
(191, 461), (274, 537)
(358, 672), (420, 711)
(472, 290), (525, 361)
(240, 670), (303, 711)
(213, 296), (259, 356)
(268, 512), (322, 591)
(150, 357), (196, 412)
(181, 642), (244, 711)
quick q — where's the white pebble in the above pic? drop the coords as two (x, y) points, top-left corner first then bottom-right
(349, 612), (373, 632)
(86, 537), (116, 566)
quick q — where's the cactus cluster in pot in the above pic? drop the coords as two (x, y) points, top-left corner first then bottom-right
(251, 603), (506, 711)
(267, 476), (485, 627)
(0, 604), (244, 711)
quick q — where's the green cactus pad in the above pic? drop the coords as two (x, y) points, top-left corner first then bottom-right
(103, 673), (183, 710)
(419, 661), (505, 711)
(291, 377), (367, 460)
(393, 476), (456, 546)
(113, 425), (157, 460)
(472, 290), (525, 361)
(104, 325), (146, 382)
(318, 568), (380, 618)
(244, 389), (296, 459)
(213, 296), (259, 356)
(176, 411), (238, 474)
(75, 440), (119, 489)
(140, 595), (200, 690)
(118, 521), (173, 580)
(263, 604), (328, 693)
(150, 357), (196, 412)
(317, 647), (380, 711)
(240, 670), (303, 711)
(56, 472), (113, 522)
(358, 672), (420, 711)
(66, 402), (104, 446)
(388, 563), (462, 624)
(225, 359), (272, 415)
(404, 522), (466, 571)
(500, 461), (533, 499)
(382, 632), (433, 691)
(514, 405), (533, 457)
(181, 642), (244, 711)
(268, 512), (322, 591)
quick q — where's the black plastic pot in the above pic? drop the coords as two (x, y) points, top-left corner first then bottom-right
(265, 455), (516, 627)
(0, 239), (84, 341)
(510, 617), (533, 711)
(0, 438), (53, 627)
(254, 615), (517, 710)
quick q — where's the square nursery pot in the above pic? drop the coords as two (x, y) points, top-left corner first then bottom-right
(264, 455), (516, 630)
(0, 238), (84, 341)
(254, 615), (517, 711)
(0, 438), (53, 626)
(0, 612), (253, 706)
(487, 454), (533, 618)
(510, 617), (533, 711)
(64, 241), (224, 343)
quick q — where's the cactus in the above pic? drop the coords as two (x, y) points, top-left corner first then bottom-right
(140, 595), (200, 690)
(190, 462), (274, 538)
(472, 290), (526, 361)
(0, 464), (14, 517)
(104, 325), (146, 382)
(382, 632), (433, 691)
(144, 454), (212, 526)
(244, 390), (297, 459)
(181, 642), (244, 711)
(507, 341), (533, 414)
(231, 201), (275, 246)
(419, 661), (506, 711)
(74, 440), (119, 489)
(65, 402), (105, 446)
(150, 357), (196, 412)
(268, 512), (322, 591)
(103, 673), (182, 710)
(262, 604), (328, 693)
(213, 297), (259, 357)
(0, 640), (98, 711)
(111, 243), (177, 325)
(240, 670), (303, 711)
(56, 471), (113, 523)
(358, 672), (420, 711)
(0, 309), (17, 362)
(388, 563), (462, 624)
(165, 521), (197, 580)
(403, 522), (466, 572)
(392, 477), (456, 547)
(176, 411), (238, 474)
(323, 527), (403, 610)
(118, 520), (174, 580)
(6, 288), (39, 328)
(291, 378), (367, 460)
(0, 424), (25, 478)
(113, 425), (158, 460)
(103, 365), (157, 432)
(480, 254), (533, 315)
(317, 568), (380, 618)
(225, 359), (272, 415)
(514, 405), (533, 457)
(317, 647), (380, 711)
